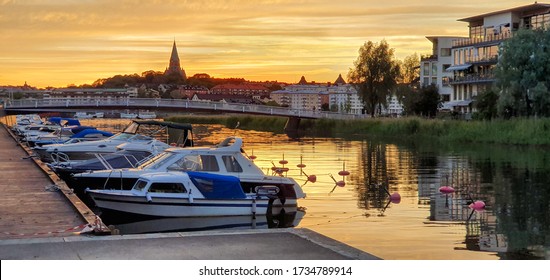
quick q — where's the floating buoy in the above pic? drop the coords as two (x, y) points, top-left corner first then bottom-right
(338, 170), (350, 176)
(336, 180), (345, 187)
(307, 175), (317, 183)
(249, 155), (257, 160)
(297, 163), (306, 168)
(390, 192), (401, 204)
(439, 186), (455, 194)
(469, 200), (485, 212)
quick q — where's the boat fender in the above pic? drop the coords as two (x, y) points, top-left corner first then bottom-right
(146, 193), (152, 203)
(252, 199), (257, 216)
(188, 189), (193, 203)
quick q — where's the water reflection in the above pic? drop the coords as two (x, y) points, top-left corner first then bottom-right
(101, 207), (306, 235)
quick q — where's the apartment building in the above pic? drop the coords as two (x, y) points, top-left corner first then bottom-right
(419, 36), (465, 109)
(448, 2), (550, 114)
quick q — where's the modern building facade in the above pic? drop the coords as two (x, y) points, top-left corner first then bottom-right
(419, 36), (465, 108)
(447, 2), (550, 114)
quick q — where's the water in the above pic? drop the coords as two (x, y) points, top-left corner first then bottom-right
(13, 117), (550, 260)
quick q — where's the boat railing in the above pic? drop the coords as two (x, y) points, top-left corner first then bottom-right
(50, 152), (71, 165)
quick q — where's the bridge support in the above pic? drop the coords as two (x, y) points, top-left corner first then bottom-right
(284, 117), (304, 139)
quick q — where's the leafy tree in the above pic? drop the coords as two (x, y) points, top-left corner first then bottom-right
(399, 53), (420, 84)
(496, 28), (550, 117)
(348, 40), (400, 117)
(474, 89), (499, 120)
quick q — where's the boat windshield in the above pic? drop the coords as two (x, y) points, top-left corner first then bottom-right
(132, 179), (148, 191)
(139, 152), (175, 170)
(109, 133), (152, 142)
(167, 154), (220, 172)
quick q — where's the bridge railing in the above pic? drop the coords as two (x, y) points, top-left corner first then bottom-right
(4, 98), (367, 120)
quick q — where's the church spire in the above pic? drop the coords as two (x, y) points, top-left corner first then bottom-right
(165, 40), (186, 81)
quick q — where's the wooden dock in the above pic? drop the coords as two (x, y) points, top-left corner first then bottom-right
(0, 113), (108, 239)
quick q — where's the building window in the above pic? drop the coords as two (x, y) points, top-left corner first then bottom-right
(441, 48), (451, 57)
(443, 64), (451, 72)
(423, 63), (430, 76)
(431, 77), (437, 85)
(423, 78), (430, 87)
(431, 64), (437, 76)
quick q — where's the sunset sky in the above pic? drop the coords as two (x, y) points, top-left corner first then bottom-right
(0, 0), (534, 88)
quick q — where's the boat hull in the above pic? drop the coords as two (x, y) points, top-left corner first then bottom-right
(89, 191), (297, 218)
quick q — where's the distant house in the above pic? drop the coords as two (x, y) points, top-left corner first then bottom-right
(210, 83), (269, 98)
(171, 85), (209, 99)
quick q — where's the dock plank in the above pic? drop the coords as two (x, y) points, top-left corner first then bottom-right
(0, 120), (101, 239)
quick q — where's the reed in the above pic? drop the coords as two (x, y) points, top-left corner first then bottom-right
(166, 114), (550, 146)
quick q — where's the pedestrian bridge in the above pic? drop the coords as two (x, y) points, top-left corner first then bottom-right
(3, 98), (365, 120)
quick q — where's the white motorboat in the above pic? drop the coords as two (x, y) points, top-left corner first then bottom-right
(33, 120), (194, 163)
(87, 171), (303, 218)
(11, 114), (43, 135)
(71, 137), (295, 192)
(120, 110), (138, 119)
(74, 112), (104, 119)
(138, 110), (156, 119)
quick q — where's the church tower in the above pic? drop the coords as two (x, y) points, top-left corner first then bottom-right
(164, 40), (187, 80)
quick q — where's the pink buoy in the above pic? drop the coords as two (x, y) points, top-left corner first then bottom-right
(249, 155), (257, 160)
(338, 170), (350, 176)
(390, 192), (401, 204)
(279, 160), (288, 165)
(469, 200), (486, 212)
(336, 181), (345, 187)
(439, 186), (455, 194)
(307, 175), (317, 183)
(297, 163), (306, 168)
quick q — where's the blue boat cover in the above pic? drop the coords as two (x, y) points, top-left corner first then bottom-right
(48, 117), (81, 126)
(187, 171), (246, 199)
(70, 128), (113, 138)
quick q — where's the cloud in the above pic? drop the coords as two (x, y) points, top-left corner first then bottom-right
(0, 0), (532, 87)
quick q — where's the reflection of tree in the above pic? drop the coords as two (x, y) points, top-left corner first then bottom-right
(491, 164), (550, 259)
(356, 141), (392, 212)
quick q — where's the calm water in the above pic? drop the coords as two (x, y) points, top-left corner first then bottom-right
(23, 118), (550, 260)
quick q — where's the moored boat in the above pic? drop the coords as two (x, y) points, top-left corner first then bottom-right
(87, 171), (303, 218)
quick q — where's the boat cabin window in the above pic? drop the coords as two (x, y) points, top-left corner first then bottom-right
(222, 155), (243, 172)
(133, 180), (149, 191)
(148, 182), (187, 193)
(168, 155), (220, 171)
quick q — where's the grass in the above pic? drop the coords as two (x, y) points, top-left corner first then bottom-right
(166, 114), (550, 146)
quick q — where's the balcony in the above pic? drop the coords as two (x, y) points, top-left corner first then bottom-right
(449, 73), (495, 85)
(453, 32), (512, 48)
(420, 54), (438, 61)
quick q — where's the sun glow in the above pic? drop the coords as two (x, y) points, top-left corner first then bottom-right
(0, 0), (530, 87)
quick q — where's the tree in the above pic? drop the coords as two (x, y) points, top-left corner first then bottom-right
(496, 28), (550, 117)
(348, 40), (400, 117)
(474, 89), (499, 120)
(399, 53), (420, 84)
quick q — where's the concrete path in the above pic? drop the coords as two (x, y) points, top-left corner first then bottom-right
(0, 228), (380, 260)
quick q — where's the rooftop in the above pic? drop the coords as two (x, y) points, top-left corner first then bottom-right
(458, 2), (550, 23)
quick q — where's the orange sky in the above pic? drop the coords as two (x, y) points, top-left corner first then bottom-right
(0, 0), (532, 88)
